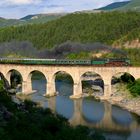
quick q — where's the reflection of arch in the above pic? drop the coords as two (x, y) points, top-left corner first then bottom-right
(80, 71), (104, 95)
(53, 71), (74, 96)
(112, 106), (133, 126)
(6, 69), (23, 86)
(82, 99), (105, 124)
(56, 96), (74, 119)
(27, 70), (47, 95)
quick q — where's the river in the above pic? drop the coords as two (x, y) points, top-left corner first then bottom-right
(23, 77), (140, 140)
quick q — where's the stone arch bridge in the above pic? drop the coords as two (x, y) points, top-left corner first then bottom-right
(0, 64), (139, 99)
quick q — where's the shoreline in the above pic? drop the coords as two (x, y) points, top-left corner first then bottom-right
(107, 100), (140, 116)
(103, 83), (140, 116)
(13, 83), (140, 117)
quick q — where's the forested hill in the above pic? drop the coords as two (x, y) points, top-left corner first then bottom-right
(0, 11), (140, 49)
(0, 14), (64, 28)
(97, 0), (140, 11)
(117, 0), (140, 11)
(97, 1), (130, 10)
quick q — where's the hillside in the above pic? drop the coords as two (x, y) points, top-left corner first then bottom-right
(0, 11), (140, 49)
(97, 1), (130, 10)
(117, 0), (140, 11)
(0, 87), (102, 140)
(0, 18), (20, 27)
(97, 0), (140, 12)
(1, 11), (140, 65)
(0, 13), (65, 27)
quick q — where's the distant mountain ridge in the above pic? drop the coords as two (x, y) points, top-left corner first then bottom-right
(117, 0), (140, 11)
(20, 13), (66, 20)
(1, 0), (140, 28)
(97, 1), (130, 10)
(0, 13), (66, 27)
(97, 0), (140, 11)
(20, 15), (36, 20)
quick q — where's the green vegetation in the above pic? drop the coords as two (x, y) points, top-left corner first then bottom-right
(55, 73), (73, 84)
(117, 0), (140, 11)
(114, 27), (140, 47)
(9, 71), (22, 89)
(0, 82), (105, 140)
(1, 11), (140, 65)
(67, 52), (91, 59)
(99, 48), (140, 66)
(98, 0), (140, 12)
(119, 73), (140, 97)
(0, 14), (63, 28)
(0, 11), (140, 49)
(120, 73), (135, 84)
(0, 80), (4, 92)
(31, 72), (46, 80)
(127, 79), (140, 97)
(124, 48), (140, 66)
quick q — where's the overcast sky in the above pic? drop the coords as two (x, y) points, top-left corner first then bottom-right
(0, 0), (130, 19)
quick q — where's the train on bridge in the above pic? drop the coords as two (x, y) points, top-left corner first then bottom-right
(0, 58), (130, 66)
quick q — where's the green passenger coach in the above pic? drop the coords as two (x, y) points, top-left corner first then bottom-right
(0, 58), (130, 66)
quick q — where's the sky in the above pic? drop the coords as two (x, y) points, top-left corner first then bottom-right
(0, 0), (130, 19)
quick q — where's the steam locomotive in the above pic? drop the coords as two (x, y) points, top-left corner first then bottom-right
(0, 58), (130, 66)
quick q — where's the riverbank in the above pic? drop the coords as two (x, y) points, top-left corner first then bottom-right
(0, 90), (107, 140)
(107, 83), (140, 116)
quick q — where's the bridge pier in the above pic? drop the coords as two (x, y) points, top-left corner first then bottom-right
(101, 75), (112, 99)
(104, 84), (112, 98)
(70, 81), (83, 99)
(22, 80), (36, 95)
(46, 81), (56, 97)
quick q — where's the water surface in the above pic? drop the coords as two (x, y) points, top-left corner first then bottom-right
(28, 78), (140, 140)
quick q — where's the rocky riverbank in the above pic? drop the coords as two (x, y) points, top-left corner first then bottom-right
(107, 83), (140, 116)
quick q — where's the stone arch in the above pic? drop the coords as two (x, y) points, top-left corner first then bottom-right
(6, 69), (23, 91)
(80, 71), (104, 97)
(111, 72), (135, 96)
(27, 70), (47, 95)
(53, 71), (74, 96)
(112, 71), (135, 83)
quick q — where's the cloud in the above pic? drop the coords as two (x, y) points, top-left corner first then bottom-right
(0, 0), (42, 6)
(42, 6), (65, 13)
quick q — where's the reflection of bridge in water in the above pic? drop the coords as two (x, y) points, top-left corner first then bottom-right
(47, 97), (140, 132)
